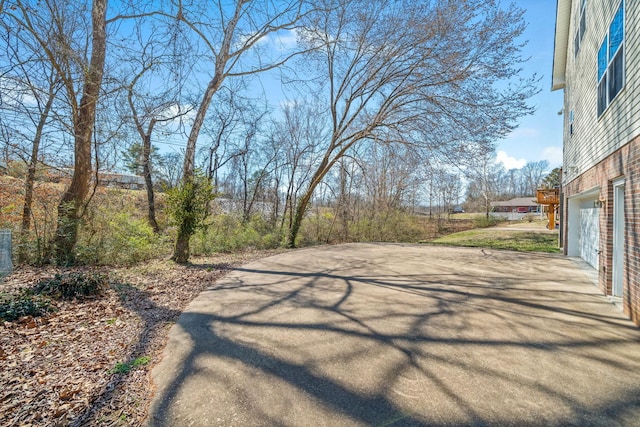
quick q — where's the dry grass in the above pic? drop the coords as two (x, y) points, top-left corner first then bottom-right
(428, 220), (560, 253)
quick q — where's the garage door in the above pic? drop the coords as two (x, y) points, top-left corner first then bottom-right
(579, 207), (600, 269)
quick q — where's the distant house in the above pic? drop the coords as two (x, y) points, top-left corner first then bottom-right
(46, 167), (145, 190)
(491, 197), (539, 214)
(553, 0), (640, 326)
(98, 172), (145, 190)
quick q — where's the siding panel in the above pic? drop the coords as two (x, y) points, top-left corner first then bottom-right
(563, 0), (640, 185)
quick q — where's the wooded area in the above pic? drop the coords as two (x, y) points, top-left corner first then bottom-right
(1, 0), (541, 265)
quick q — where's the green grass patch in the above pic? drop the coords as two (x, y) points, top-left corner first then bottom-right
(448, 212), (486, 220)
(429, 229), (560, 253)
(109, 355), (151, 375)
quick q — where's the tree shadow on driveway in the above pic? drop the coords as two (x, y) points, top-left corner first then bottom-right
(147, 244), (640, 426)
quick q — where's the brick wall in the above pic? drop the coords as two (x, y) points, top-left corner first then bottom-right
(562, 135), (640, 326)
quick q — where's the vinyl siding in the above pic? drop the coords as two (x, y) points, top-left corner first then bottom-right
(563, 0), (640, 185)
(558, 0), (640, 326)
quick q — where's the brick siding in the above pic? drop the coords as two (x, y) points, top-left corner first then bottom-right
(562, 135), (640, 326)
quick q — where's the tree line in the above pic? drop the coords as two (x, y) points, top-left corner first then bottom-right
(0, 0), (539, 264)
(465, 156), (560, 217)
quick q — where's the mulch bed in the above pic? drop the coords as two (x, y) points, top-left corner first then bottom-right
(0, 251), (281, 426)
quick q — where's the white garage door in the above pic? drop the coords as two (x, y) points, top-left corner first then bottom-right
(579, 207), (600, 269)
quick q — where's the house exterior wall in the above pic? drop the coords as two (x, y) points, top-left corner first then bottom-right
(562, 0), (640, 184)
(558, 0), (640, 326)
(492, 206), (538, 213)
(561, 137), (640, 325)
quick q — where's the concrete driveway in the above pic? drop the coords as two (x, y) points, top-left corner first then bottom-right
(147, 244), (640, 426)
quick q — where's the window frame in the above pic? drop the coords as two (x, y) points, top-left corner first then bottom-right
(574, 0), (587, 57)
(569, 110), (575, 136)
(597, 0), (625, 118)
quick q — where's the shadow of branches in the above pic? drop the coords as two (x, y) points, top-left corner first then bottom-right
(147, 245), (640, 426)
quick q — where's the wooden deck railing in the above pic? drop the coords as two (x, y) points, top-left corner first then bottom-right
(536, 188), (559, 205)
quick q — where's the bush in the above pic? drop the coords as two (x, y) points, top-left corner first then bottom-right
(298, 207), (436, 245)
(473, 215), (503, 228)
(0, 290), (55, 321)
(77, 210), (166, 265)
(191, 214), (283, 255)
(165, 172), (214, 237)
(33, 272), (109, 300)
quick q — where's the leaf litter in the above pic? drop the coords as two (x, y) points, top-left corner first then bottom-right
(0, 250), (282, 426)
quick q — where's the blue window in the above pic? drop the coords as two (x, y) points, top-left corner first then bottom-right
(598, 38), (607, 80)
(597, 1), (624, 117)
(609, 4), (624, 59)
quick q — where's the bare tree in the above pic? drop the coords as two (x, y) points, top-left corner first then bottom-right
(234, 109), (270, 222)
(285, 0), (537, 247)
(360, 142), (421, 213)
(156, 151), (183, 189)
(55, 0), (108, 264)
(169, 0), (316, 262)
(465, 150), (507, 218)
(125, 89), (191, 232)
(2, 0), (109, 264)
(0, 16), (66, 262)
(521, 160), (550, 195)
(267, 101), (325, 233)
(114, 25), (193, 233)
(198, 88), (246, 188)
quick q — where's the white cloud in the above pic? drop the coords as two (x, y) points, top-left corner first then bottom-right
(157, 103), (196, 123)
(495, 150), (527, 170)
(235, 32), (269, 50)
(236, 29), (299, 53)
(507, 127), (540, 138)
(273, 29), (298, 50)
(0, 77), (39, 107)
(541, 145), (563, 167)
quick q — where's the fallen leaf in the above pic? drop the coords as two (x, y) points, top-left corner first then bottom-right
(54, 404), (69, 420)
(59, 388), (77, 401)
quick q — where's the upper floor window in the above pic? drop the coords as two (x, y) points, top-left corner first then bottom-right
(574, 0), (587, 57)
(597, 0), (624, 117)
(569, 110), (575, 136)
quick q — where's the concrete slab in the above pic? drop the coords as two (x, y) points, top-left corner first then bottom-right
(147, 244), (640, 426)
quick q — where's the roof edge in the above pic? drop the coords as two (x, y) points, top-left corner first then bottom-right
(551, 0), (572, 91)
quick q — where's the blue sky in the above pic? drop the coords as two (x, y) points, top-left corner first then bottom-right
(151, 0), (565, 171)
(495, 0), (564, 170)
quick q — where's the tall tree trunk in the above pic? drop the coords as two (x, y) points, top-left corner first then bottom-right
(287, 188), (313, 249)
(337, 160), (349, 242)
(172, 76), (222, 263)
(281, 177), (295, 232)
(19, 85), (56, 263)
(271, 177), (280, 227)
(286, 153), (334, 247)
(53, 0), (107, 265)
(172, 1), (245, 263)
(286, 142), (351, 247)
(141, 129), (159, 233)
(173, 227), (191, 263)
(127, 81), (164, 234)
